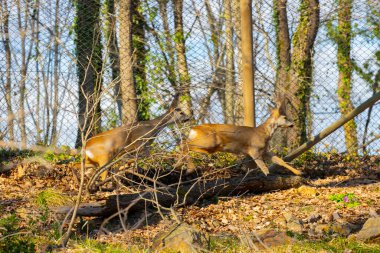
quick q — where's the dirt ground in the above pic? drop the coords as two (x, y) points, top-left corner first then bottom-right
(1, 153), (380, 251)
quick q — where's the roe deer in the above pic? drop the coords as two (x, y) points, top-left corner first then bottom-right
(175, 101), (301, 176)
(83, 98), (191, 181)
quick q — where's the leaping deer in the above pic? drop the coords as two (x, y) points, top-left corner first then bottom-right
(175, 99), (302, 176)
(82, 97), (191, 182)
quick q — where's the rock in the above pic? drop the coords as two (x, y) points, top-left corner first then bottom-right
(332, 211), (345, 223)
(255, 230), (294, 247)
(354, 217), (380, 242)
(331, 223), (351, 236)
(151, 223), (208, 253)
(283, 212), (294, 223)
(314, 224), (330, 234)
(322, 213), (334, 223)
(308, 224), (320, 238)
(227, 225), (238, 232)
(369, 208), (379, 217)
(332, 211), (341, 221)
(307, 214), (322, 223)
(287, 220), (303, 233)
(274, 217), (287, 228)
(283, 212), (303, 233)
(296, 185), (318, 196)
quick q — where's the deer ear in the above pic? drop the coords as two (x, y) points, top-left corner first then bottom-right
(271, 108), (280, 118)
(273, 95), (286, 113)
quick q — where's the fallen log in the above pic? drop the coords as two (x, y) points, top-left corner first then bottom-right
(54, 174), (303, 217)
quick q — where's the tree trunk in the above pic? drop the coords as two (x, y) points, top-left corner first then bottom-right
(119, 0), (138, 125)
(51, 0), (60, 146)
(240, 0), (256, 127)
(132, 0), (150, 121)
(271, 0), (291, 151)
(42, 59), (51, 145)
(198, 0), (225, 123)
(157, 0), (177, 88)
(75, 0), (103, 147)
(17, 0), (29, 148)
(34, 0), (42, 145)
(273, 91), (380, 164)
(336, 0), (358, 154)
(1, 0), (15, 142)
(273, 0), (319, 150)
(173, 0), (193, 116)
(105, 0), (122, 121)
(55, 174), (303, 217)
(232, 0), (244, 125)
(224, 0), (235, 124)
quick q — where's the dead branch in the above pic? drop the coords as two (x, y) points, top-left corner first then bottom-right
(54, 174), (303, 217)
(273, 91), (380, 166)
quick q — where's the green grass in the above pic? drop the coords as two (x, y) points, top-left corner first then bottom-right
(208, 235), (380, 253)
(0, 214), (36, 253)
(328, 193), (361, 208)
(70, 239), (147, 253)
(35, 189), (72, 209)
(273, 238), (380, 253)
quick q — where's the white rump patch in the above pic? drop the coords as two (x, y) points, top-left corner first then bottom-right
(85, 150), (95, 160)
(188, 129), (198, 140)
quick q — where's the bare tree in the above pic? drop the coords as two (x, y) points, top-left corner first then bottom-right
(224, 0), (235, 124)
(196, 0), (226, 123)
(173, 0), (193, 116)
(105, 0), (122, 120)
(119, 0), (138, 124)
(158, 0), (177, 87)
(241, 0), (256, 127)
(0, 0), (15, 142)
(51, 0), (61, 146)
(16, 0), (34, 148)
(33, 0), (42, 145)
(42, 52), (52, 145)
(232, 0), (244, 125)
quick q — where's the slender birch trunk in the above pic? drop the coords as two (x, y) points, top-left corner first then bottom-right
(51, 0), (60, 146)
(224, 0), (235, 124)
(158, 0), (177, 87)
(17, 0), (29, 148)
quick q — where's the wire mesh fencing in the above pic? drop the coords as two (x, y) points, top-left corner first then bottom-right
(0, 0), (379, 154)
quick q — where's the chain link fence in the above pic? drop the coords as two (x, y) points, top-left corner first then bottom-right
(0, 0), (379, 154)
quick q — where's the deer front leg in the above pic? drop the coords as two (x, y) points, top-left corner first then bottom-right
(248, 150), (269, 176)
(266, 153), (302, 175)
(254, 159), (270, 176)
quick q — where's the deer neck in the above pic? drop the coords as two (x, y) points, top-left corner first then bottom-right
(140, 111), (172, 129)
(261, 117), (278, 138)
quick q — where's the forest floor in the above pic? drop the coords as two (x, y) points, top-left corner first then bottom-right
(1, 151), (380, 252)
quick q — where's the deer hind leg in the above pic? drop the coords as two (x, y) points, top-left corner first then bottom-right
(270, 155), (302, 175)
(93, 155), (113, 181)
(173, 142), (197, 174)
